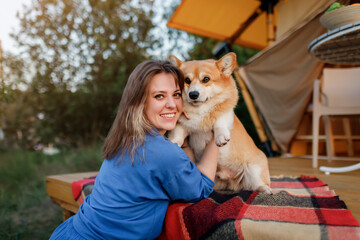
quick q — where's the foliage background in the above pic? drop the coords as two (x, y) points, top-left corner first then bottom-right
(0, 0), (259, 238)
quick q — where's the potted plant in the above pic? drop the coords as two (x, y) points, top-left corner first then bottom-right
(320, 2), (360, 30)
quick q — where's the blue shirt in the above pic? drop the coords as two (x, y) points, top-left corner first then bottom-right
(71, 133), (214, 239)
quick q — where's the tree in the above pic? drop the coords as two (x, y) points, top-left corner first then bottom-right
(11, 0), (158, 146)
(0, 48), (30, 148)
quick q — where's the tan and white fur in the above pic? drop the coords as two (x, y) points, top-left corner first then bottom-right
(168, 53), (271, 194)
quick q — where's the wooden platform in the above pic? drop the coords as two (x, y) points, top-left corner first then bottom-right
(46, 157), (360, 222)
(46, 171), (98, 220)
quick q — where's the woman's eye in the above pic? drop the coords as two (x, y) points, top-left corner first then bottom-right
(184, 77), (191, 84)
(155, 94), (164, 99)
(202, 77), (210, 83)
(174, 92), (182, 97)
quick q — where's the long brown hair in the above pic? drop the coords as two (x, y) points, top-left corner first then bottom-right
(102, 60), (184, 162)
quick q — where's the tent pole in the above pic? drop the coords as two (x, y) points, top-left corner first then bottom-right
(266, 0), (276, 45)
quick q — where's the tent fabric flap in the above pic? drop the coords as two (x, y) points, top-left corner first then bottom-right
(239, 4), (330, 152)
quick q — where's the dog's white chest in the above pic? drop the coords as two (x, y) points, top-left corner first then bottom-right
(189, 131), (230, 163)
(188, 131), (212, 160)
(179, 114), (211, 132)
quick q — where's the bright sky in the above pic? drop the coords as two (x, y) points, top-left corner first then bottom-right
(0, 0), (188, 58)
(0, 0), (28, 53)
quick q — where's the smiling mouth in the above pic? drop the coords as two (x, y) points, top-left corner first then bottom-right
(160, 113), (176, 118)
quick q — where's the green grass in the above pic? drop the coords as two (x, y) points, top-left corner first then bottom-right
(0, 144), (103, 240)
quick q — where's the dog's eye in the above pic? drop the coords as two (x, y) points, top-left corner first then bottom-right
(184, 77), (191, 84)
(202, 77), (210, 83)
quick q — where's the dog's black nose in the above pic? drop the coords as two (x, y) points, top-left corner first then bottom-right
(189, 91), (199, 100)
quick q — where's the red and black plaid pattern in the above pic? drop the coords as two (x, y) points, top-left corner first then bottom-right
(158, 176), (360, 240)
(72, 176), (96, 205)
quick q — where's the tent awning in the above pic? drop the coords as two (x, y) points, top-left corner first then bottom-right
(167, 0), (278, 50)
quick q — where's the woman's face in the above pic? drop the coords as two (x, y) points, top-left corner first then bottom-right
(145, 73), (183, 135)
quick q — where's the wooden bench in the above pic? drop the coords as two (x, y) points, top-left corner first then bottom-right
(46, 171), (98, 220)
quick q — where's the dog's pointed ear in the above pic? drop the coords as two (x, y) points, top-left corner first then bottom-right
(216, 52), (237, 76)
(169, 55), (183, 68)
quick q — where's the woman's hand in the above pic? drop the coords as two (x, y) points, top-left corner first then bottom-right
(196, 134), (219, 182)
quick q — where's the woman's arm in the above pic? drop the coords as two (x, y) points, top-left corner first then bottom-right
(196, 135), (219, 182)
(181, 137), (196, 163)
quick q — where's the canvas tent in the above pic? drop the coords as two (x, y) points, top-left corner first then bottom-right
(167, 0), (335, 152)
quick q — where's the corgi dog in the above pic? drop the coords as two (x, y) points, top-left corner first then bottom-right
(168, 52), (271, 194)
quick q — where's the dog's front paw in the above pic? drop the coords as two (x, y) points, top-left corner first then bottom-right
(169, 138), (184, 147)
(215, 134), (230, 147)
(257, 185), (273, 195)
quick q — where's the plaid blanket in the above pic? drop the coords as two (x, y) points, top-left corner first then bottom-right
(72, 175), (360, 239)
(72, 176), (96, 205)
(157, 175), (360, 240)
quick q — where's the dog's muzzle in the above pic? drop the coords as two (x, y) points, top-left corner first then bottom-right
(189, 91), (200, 100)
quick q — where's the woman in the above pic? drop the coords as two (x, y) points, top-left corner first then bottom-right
(50, 60), (219, 240)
